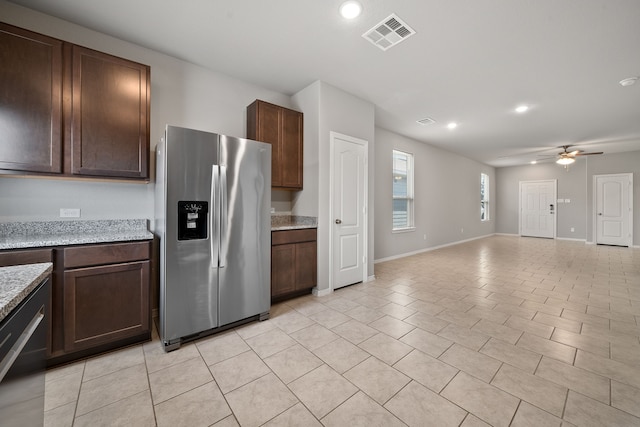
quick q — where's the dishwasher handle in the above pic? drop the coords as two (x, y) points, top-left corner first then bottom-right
(0, 306), (44, 383)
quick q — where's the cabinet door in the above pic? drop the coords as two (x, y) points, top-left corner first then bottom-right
(280, 108), (303, 189)
(70, 46), (150, 179)
(295, 241), (317, 290)
(63, 260), (150, 352)
(0, 23), (63, 174)
(254, 101), (282, 187)
(271, 244), (296, 296)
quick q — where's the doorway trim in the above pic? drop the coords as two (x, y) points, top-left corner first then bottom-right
(329, 131), (369, 292)
(592, 173), (633, 247)
(519, 179), (557, 238)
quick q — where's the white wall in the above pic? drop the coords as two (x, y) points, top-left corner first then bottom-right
(496, 150), (640, 246)
(496, 161), (587, 239)
(0, 1), (291, 223)
(374, 128), (496, 261)
(291, 82), (321, 217)
(292, 81), (376, 290)
(585, 151), (640, 245)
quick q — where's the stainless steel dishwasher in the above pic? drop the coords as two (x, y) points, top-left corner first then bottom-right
(0, 278), (49, 427)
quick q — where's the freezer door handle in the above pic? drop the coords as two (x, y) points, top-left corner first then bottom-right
(219, 165), (228, 268)
(211, 165), (220, 268)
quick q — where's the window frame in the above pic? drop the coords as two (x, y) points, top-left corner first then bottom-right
(392, 149), (415, 232)
(481, 172), (490, 221)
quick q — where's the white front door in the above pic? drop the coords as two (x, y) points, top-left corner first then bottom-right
(520, 180), (556, 238)
(595, 173), (632, 247)
(331, 132), (367, 290)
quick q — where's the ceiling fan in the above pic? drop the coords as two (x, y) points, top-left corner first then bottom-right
(539, 145), (604, 165)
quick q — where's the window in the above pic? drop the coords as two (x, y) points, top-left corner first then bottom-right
(481, 173), (490, 221)
(392, 150), (414, 230)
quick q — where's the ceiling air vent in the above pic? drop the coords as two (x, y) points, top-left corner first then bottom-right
(417, 117), (436, 126)
(363, 14), (416, 51)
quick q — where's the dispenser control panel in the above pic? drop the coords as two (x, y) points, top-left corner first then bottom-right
(178, 201), (208, 240)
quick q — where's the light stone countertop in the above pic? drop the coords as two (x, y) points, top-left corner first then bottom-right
(271, 215), (317, 231)
(0, 219), (153, 250)
(0, 262), (52, 323)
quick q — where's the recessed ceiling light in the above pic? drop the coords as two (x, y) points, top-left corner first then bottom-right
(515, 105), (529, 113)
(530, 160), (537, 164)
(619, 77), (638, 87)
(339, 1), (362, 19)
(447, 122), (458, 130)
(416, 117), (436, 125)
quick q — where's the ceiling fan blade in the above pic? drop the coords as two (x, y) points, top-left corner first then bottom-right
(568, 150), (580, 156)
(574, 151), (604, 156)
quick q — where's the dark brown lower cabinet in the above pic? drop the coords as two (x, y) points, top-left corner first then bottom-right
(271, 229), (317, 301)
(63, 260), (149, 352)
(0, 248), (53, 267)
(0, 240), (151, 365)
(51, 240), (152, 364)
(0, 248), (53, 357)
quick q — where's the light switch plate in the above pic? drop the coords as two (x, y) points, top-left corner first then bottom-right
(565, 199), (571, 203)
(60, 208), (81, 218)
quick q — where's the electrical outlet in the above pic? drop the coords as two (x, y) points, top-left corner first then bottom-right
(571, 227), (575, 232)
(460, 228), (464, 234)
(423, 234), (427, 240)
(60, 208), (81, 218)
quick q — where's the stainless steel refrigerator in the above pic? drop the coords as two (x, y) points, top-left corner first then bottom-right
(155, 125), (271, 351)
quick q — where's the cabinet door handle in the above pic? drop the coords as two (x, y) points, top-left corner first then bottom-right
(335, 219), (342, 224)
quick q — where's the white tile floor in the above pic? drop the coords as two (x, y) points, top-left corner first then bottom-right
(44, 236), (640, 426)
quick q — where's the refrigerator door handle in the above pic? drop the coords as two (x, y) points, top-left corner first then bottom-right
(211, 165), (220, 269)
(219, 165), (228, 268)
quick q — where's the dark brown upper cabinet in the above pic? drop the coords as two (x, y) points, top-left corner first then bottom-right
(70, 46), (149, 179)
(0, 23), (63, 174)
(0, 23), (150, 181)
(247, 99), (303, 190)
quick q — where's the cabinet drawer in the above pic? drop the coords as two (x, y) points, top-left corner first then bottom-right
(272, 229), (317, 245)
(0, 248), (53, 267)
(63, 241), (150, 268)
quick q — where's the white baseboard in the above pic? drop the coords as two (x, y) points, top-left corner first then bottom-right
(312, 287), (332, 297)
(556, 237), (587, 242)
(367, 275), (376, 282)
(498, 233), (588, 243)
(374, 233), (494, 264)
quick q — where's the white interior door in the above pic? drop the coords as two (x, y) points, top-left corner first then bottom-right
(595, 173), (632, 247)
(520, 180), (556, 238)
(331, 132), (367, 290)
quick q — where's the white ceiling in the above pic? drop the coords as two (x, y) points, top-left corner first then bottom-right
(10, 0), (640, 167)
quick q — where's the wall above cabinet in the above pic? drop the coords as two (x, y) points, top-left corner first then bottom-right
(0, 22), (150, 182)
(247, 99), (303, 190)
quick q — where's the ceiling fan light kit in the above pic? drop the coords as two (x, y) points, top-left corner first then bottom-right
(556, 157), (575, 165)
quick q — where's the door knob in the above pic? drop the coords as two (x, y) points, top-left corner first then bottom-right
(335, 219), (342, 224)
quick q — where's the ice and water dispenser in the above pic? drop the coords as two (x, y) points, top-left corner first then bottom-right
(177, 201), (208, 240)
